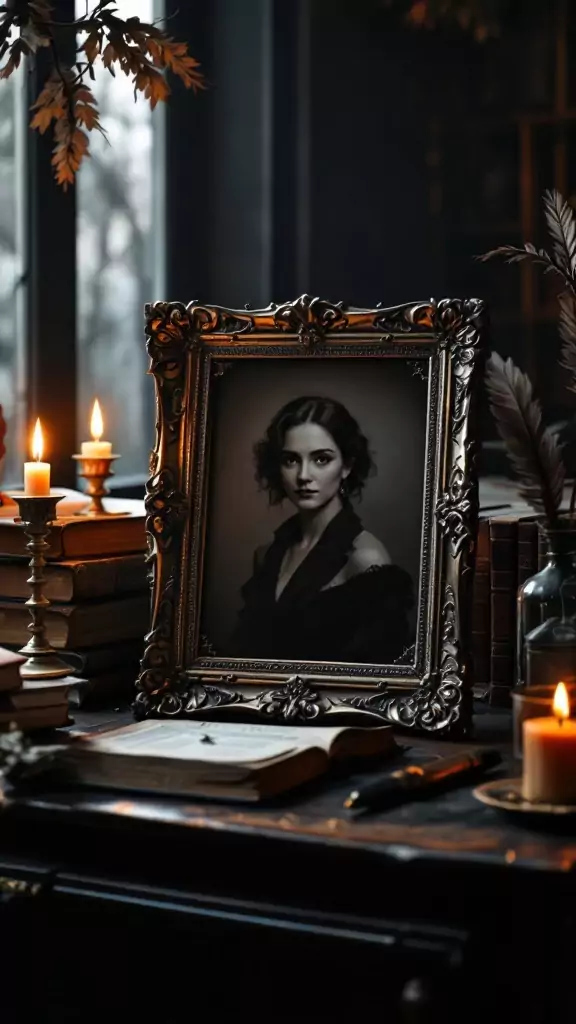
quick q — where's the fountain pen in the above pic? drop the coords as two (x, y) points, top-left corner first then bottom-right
(344, 747), (502, 812)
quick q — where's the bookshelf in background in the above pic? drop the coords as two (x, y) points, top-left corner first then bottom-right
(426, 0), (576, 427)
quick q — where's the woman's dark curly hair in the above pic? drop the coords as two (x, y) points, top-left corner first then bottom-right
(254, 396), (375, 505)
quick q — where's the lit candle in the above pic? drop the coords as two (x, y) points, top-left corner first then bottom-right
(523, 682), (576, 804)
(24, 418), (51, 496)
(81, 399), (112, 458)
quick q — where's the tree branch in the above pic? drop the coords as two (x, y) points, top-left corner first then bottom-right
(0, 0), (205, 186)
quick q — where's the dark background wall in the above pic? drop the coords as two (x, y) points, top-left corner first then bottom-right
(167, 0), (441, 308)
(201, 358), (427, 652)
(165, 0), (576, 470)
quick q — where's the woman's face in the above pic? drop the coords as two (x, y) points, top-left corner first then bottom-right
(280, 422), (350, 510)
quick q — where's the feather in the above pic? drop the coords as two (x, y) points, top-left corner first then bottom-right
(558, 290), (576, 394)
(485, 353), (565, 523)
(476, 242), (561, 278)
(543, 189), (576, 283)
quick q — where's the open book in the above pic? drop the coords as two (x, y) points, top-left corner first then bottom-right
(53, 719), (398, 801)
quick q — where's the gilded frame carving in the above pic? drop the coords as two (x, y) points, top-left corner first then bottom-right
(134, 295), (486, 736)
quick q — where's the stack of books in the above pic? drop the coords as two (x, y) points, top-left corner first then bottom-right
(0, 647), (74, 730)
(472, 501), (545, 706)
(0, 494), (149, 703)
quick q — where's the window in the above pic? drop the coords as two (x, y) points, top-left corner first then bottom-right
(0, 70), (25, 488)
(0, 3), (165, 492)
(76, 0), (163, 482)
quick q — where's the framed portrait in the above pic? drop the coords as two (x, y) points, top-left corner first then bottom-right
(136, 295), (486, 735)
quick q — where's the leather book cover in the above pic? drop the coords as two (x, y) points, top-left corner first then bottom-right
(517, 518), (539, 588)
(0, 645), (25, 692)
(489, 517), (518, 705)
(0, 498), (146, 559)
(0, 593), (150, 649)
(471, 518), (491, 690)
(0, 552), (148, 602)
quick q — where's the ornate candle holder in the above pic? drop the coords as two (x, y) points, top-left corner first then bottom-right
(72, 453), (127, 516)
(10, 494), (72, 680)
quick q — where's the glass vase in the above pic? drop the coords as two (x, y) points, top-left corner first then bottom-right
(524, 615), (576, 689)
(516, 523), (576, 689)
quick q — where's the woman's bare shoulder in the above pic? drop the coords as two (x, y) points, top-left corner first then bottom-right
(346, 530), (391, 576)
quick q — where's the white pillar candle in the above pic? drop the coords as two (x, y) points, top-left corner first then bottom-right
(81, 399), (112, 458)
(522, 682), (576, 804)
(24, 418), (50, 496)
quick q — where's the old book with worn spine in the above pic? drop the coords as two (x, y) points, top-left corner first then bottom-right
(0, 553), (148, 602)
(0, 498), (146, 559)
(471, 504), (534, 695)
(471, 517), (491, 691)
(489, 516), (518, 705)
(0, 594), (150, 649)
(517, 518), (539, 587)
(0, 678), (72, 710)
(0, 703), (71, 730)
(0, 674), (84, 732)
(0, 646), (25, 692)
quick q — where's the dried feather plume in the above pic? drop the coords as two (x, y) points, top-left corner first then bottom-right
(485, 352), (565, 524)
(479, 190), (576, 517)
(479, 189), (576, 396)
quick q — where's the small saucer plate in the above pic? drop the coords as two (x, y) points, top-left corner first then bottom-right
(474, 777), (576, 818)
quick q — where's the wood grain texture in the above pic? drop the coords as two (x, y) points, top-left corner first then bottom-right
(2, 708), (575, 878)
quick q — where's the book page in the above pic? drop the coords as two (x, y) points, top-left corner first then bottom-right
(77, 719), (350, 764)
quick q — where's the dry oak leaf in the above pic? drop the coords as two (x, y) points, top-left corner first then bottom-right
(0, 37), (31, 79)
(147, 37), (205, 92)
(134, 65), (170, 107)
(73, 86), (102, 132)
(29, 77), (66, 133)
(81, 28), (103, 65)
(52, 122), (89, 189)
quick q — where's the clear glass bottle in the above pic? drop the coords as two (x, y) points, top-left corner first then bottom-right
(524, 615), (576, 689)
(516, 525), (576, 688)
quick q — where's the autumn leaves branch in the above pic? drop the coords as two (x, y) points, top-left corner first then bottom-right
(0, 0), (204, 188)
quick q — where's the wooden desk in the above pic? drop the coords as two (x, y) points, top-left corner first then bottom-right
(0, 706), (574, 1023)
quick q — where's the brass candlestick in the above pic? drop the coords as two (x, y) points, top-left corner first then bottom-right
(10, 494), (72, 680)
(72, 453), (127, 516)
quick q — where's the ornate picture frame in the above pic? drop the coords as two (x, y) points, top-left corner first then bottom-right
(135, 295), (486, 735)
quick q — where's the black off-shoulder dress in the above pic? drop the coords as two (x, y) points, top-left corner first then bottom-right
(228, 505), (414, 664)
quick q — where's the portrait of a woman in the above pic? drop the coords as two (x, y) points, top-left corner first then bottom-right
(228, 396), (414, 664)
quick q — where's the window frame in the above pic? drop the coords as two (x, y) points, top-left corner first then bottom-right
(10, 0), (167, 497)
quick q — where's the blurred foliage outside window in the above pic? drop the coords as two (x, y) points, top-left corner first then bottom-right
(76, 0), (162, 479)
(0, 70), (24, 487)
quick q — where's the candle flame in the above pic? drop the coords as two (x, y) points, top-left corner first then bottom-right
(31, 418), (43, 462)
(90, 399), (104, 442)
(553, 682), (570, 723)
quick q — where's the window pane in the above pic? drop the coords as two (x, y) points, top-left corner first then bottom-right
(0, 71), (25, 489)
(76, 0), (163, 481)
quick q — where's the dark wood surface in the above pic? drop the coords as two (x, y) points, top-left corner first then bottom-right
(2, 704), (576, 899)
(4, 703), (574, 866)
(1, 704), (574, 1023)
